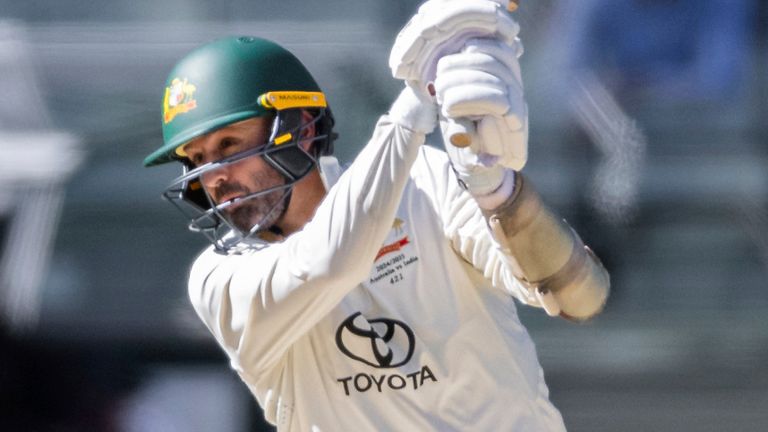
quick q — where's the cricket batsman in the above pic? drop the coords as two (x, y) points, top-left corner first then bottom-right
(144, 0), (609, 430)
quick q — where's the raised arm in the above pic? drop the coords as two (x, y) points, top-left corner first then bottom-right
(429, 31), (610, 319)
(188, 90), (437, 377)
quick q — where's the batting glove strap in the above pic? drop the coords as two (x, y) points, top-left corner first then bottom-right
(471, 168), (516, 210)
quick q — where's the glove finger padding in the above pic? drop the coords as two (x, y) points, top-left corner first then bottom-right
(389, 0), (520, 90)
(434, 37), (528, 170)
(440, 83), (509, 118)
(436, 50), (521, 87)
(478, 114), (527, 170)
(435, 53), (517, 118)
(463, 37), (524, 84)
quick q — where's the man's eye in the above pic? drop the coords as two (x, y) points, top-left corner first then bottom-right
(220, 138), (239, 152)
(190, 154), (204, 166)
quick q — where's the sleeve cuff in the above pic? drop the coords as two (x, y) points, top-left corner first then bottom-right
(388, 85), (438, 134)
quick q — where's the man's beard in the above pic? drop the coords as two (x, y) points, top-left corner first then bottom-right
(212, 167), (289, 233)
(227, 186), (288, 233)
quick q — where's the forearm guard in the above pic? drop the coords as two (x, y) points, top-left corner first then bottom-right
(482, 173), (610, 320)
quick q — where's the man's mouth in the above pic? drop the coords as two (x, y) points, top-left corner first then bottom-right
(219, 195), (251, 215)
(218, 193), (243, 204)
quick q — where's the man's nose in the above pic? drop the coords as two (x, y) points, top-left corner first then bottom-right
(201, 164), (230, 191)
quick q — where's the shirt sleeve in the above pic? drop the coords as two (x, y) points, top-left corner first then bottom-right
(413, 145), (542, 307)
(187, 115), (427, 378)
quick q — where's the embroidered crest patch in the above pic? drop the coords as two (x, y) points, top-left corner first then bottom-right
(163, 77), (197, 124)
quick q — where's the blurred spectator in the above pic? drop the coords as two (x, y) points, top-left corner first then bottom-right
(539, 0), (763, 309)
(558, 0), (757, 104)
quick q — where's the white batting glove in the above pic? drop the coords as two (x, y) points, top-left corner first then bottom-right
(440, 122), (516, 209)
(435, 37), (528, 171)
(389, 0), (520, 95)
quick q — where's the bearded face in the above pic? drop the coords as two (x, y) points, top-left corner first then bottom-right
(177, 112), (324, 244)
(210, 165), (289, 233)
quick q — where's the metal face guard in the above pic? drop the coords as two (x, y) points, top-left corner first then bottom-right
(163, 110), (330, 252)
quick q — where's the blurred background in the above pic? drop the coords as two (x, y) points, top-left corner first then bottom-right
(1, 0), (767, 430)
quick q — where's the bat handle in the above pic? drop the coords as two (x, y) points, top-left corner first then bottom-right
(445, 118), (475, 148)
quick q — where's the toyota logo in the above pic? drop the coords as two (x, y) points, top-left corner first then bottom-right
(335, 312), (415, 368)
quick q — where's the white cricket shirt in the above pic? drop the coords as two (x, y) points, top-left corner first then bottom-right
(187, 114), (566, 431)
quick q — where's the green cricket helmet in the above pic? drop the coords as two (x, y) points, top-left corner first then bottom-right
(145, 36), (336, 251)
